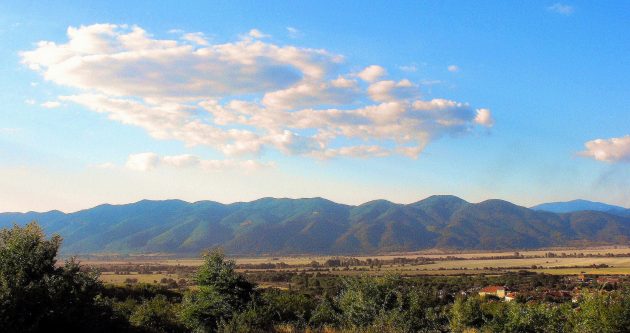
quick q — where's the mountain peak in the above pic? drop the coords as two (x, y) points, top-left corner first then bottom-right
(532, 199), (629, 217)
(360, 199), (397, 207)
(2, 196), (630, 255)
(411, 195), (468, 206)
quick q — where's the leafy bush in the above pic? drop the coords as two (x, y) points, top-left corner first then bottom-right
(129, 295), (185, 333)
(0, 222), (127, 332)
(179, 249), (257, 332)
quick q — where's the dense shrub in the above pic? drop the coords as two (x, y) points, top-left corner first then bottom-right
(0, 223), (129, 332)
(4, 223), (630, 332)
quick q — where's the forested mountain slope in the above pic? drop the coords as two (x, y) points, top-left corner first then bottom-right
(2, 195), (629, 255)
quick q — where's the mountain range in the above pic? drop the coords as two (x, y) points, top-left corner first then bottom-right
(1, 196), (629, 255)
(531, 199), (630, 218)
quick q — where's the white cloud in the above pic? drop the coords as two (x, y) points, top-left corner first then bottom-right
(0, 127), (20, 135)
(248, 28), (270, 39)
(367, 79), (419, 102)
(547, 3), (574, 15)
(182, 32), (209, 45)
(59, 94), (265, 156)
(310, 145), (391, 159)
(125, 152), (274, 172)
(21, 24), (340, 100)
(579, 135), (630, 162)
(22, 24), (492, 161)
(202, 98), (490, 158)
(358, 65), (387, 82)
(447, 65), (459, 72)
(287, 27), (303, 39)
(24, 99), (36, 105)
(474, 108), (494, 127)
(262, 79), (360, 110)
(41, 101), (61, 108)
(126, 152), (160, 171)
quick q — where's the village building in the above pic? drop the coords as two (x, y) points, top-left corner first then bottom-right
(479, 285), (506, 298)
(504, 292), (518, 302)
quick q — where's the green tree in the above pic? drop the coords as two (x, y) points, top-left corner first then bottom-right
(309, 293), (340, 328)
(450, 296), (483, 333)
(0, 222), (124, 332)
(262, 289), (316, 327)
(218, 301), (273, 333)
(337, 275), (402, 327)
(179, 249), (256, 332)
(570, 289), (630, 333)
(129, 295), (185, 333)
(502, 302), (567, 333)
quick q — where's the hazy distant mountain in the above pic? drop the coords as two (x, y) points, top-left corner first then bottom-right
(1, 196), (630, 255)
(532, 199), (630, 218)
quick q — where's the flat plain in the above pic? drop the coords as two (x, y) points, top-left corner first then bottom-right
(80, 246), (630, 285)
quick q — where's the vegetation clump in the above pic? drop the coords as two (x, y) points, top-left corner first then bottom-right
(4, 222), (630, 332)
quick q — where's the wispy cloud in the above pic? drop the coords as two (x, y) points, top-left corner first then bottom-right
(40, 101), (61, 109)
(419, 80), (442, 86)
(447, 65), (459, 72)
(286, 27), (303, 39)
(398, 64), (418, 73)
(181, 32), (209, 45)
(248, 28), (270, 39)
(0, 127), (21, 135)
(547, 3), (574, 15)
(125, 152), (274, 172)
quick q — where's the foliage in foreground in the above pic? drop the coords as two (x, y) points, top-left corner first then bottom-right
(4, 222), (630, 333)
(0, 222), (128, 332)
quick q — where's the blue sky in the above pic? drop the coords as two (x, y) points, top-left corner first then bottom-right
(0, 1), (628, 212)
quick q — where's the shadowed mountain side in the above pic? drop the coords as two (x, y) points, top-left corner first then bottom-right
(1, 195), (629, 255)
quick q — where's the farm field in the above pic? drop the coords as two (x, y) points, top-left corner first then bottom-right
(81, 246), (630, 285)
(80, 245), (630, 265)
(99, 272), (180, 285)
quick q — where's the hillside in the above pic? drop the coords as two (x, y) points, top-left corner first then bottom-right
(532, 199), (630, 217)
(1, 196), (630, 255)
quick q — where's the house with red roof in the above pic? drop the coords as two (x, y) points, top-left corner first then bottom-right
(479, 285), (506, 298)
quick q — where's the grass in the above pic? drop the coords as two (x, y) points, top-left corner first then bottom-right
(99, 272), (183, 285)
(530, 267), (630, 275)
(82, 246), (630, 265)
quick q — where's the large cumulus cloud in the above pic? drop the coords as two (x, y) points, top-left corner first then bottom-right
(22, 24), (493, 161)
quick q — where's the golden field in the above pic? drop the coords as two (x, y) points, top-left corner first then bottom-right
(79, 246), (630, 285)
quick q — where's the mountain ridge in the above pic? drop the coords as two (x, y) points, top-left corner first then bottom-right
(532, 199), (630, 217)
(1, 195), (629, 255)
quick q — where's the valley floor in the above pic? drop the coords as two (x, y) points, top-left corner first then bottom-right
(77, 246), (630, 286)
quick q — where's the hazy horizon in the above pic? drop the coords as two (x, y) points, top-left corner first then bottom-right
(3, 194), (628, 215)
